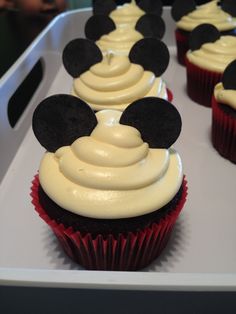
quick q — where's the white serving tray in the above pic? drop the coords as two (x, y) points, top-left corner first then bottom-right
(0, 7), (236, 291)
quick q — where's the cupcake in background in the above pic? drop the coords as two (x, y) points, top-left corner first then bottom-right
(185, 23), (236, 107)
(93, 0), (163, 28)
(212, 60), (236, 163)
(31, 95), (187, 271)
(171, 0), (236, 65)
(62, 37), (172, 111)
(85, 13), (165, 56)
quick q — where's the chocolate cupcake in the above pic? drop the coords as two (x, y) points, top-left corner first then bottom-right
(31, 95), (188, 270)
(185, 24), (236, 107)
(212, 60), (236, 163)
(171, 0), (236, 65)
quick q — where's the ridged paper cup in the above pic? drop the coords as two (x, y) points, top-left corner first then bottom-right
(212, 96), (236, 163)
(186, 58), (223, 107)
(31, 175), (188, 271)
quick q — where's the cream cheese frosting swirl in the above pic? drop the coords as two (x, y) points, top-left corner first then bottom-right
(109, 0), (145, 28)
(72, 54), (167, 111)
(186, 35), (236, 72)
(177, 0), (236, 32)
(214, 82), (236, 110)
(95, 27), (143, 56)
(39, 110), (183, 219)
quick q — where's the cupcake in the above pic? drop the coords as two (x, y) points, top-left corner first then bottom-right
(85, 13), (165, 56)
(212, 60), (236, 163)
(62, 37), (172, 111)
(185, 24), (236, 107)
(93, 0), (162, 28)
(31, 95), (187, 270)
(171, 0), (236, 65)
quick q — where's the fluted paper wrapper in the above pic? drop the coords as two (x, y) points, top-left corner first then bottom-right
(212, 96), (236, 163)
(186, 58), (222, 107)
(31, 175), (188, 271)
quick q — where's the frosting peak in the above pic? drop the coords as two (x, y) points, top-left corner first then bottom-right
(109, 0), (145, 28)
(39, 110), (183, 219)
(92, 122), (144, 149)
(95, 27), (143, 56)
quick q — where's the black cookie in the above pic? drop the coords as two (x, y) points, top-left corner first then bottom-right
(221, 0), (236, 17)
(129, 38), (169, 77)
(32, 95), (97, 152)
(171, 0), (196, 22)
(62, 38), (103, 78)
(85, 15), (116, 41)
(189, 23), (220, 51)
(92, 0), (116, 15)
(120, 97), (182, 148)
(135, 14), (165, 39)
(137, 0), (163, 16)
(222, 59), (236, 90)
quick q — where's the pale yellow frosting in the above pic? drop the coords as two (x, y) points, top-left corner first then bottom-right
(109, 0), (145, 28)
(186, 36), (236, 72)
(95, 27), (143, 56)
(214, 82), (236, 110)
(72, 54), (167, 111)
(177, 0), (236, 32)
(39, 110), (183, 219)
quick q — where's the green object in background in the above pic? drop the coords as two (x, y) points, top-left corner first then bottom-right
(68, 0), (92, 9)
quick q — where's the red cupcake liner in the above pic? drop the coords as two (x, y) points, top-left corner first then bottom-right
(31, 176), (188, 271)
(186, 58), (223, 107)
(167, 88), (173, 102)
(175, 29), (189, 66)
(211, 96), (236, 163)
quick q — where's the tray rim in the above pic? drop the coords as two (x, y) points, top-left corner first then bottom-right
(1, 268), (236, 291)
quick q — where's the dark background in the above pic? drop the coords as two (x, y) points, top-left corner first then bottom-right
(1, 286), (236, 314)
(117, 0), (210, 4)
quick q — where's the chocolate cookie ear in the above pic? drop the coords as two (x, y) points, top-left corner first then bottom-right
(171, 0), (196, 21)
(92, 0), (116, 15)
(85, 15), (116, 41)
(32, 95), (97, 152)
(189, 23), (220, 51)
(62, 38), (103, 78)
(222, 59), (236, 90)
(135, 14), (165, 39)
(137, 0), (163, 16)
(120, 97), (182, 148)
(129, 38), (169, 76)
(221, 0), (236, 17)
